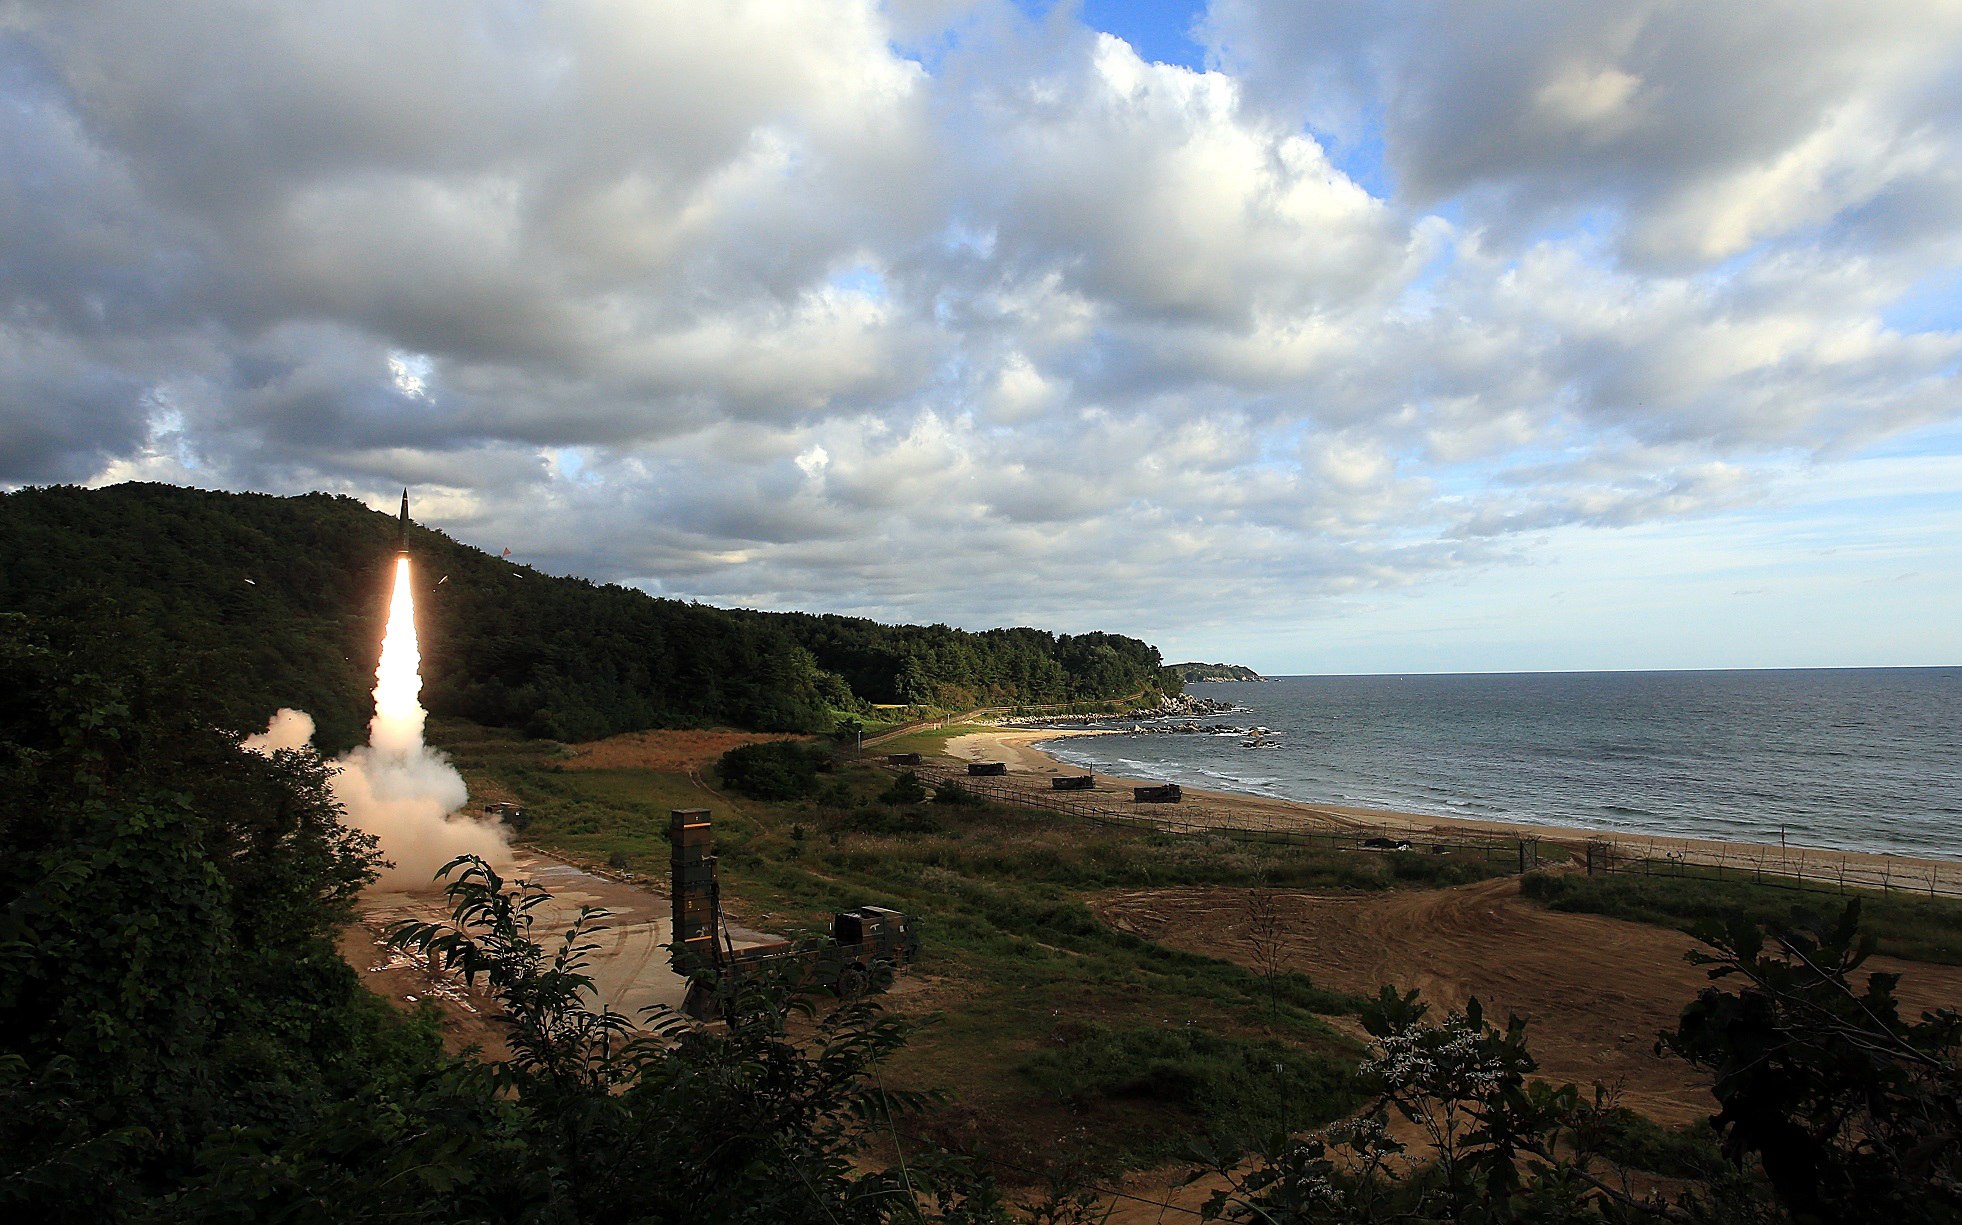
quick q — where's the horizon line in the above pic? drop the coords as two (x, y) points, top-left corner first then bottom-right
(1233, 663), (1960, 679)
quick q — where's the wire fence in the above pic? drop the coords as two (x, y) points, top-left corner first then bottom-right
(871, 759), (1962, 901)
(1577, 835), (1962, 901)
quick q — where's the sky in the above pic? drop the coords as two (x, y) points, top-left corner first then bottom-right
(2, 0), (1959, 674)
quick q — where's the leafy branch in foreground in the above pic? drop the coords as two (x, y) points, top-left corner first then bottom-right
(1191, 900), (1962, 1225)
(1660, 900), (1962, 1225)
(1188, 988), (1697, 1224)
(388, 855), (1004, 1223)
(390, 856), (635, 1092)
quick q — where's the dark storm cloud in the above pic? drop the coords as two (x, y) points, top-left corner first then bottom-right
(0, 337), (152, 482)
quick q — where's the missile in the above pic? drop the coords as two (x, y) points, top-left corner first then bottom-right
(397, 488), (410, 556)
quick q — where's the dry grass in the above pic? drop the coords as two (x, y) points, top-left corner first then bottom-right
(561, 727), (806, 772)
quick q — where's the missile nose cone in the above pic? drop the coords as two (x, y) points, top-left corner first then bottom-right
(397, 488), (411, 554)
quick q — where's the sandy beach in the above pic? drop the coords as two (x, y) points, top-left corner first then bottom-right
(940, 728), (1962, 895)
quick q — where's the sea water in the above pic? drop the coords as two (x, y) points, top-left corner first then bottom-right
(1038, 669), (1962, 860)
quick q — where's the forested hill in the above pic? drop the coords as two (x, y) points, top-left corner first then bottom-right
(0, 484), (1172, 749)
(737, 610), (1173, 709)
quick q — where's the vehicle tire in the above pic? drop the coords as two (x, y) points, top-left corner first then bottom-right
(837, 962), (869, 1001)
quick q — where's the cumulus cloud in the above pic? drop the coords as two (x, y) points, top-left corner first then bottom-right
(1, 0), (1958, 654)
(1202, 0), (1962, 263)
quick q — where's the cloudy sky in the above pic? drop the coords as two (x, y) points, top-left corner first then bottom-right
(4, 0), (1959, 673)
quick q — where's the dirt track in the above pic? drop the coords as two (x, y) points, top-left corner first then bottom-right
(563, 728), (801, 772)
(1095, 875), (1962, 1128)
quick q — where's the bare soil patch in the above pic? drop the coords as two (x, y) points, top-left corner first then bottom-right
(347, 848), (700, 1059)
(1094, 875), (1962, 1128)
(563, 728), (803, 772)
(339, 921), (512, 1059)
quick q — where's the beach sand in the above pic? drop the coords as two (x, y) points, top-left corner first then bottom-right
(942, 728), (1962, 894)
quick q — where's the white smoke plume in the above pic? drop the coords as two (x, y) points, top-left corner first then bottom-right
(243, 557), (510, 886)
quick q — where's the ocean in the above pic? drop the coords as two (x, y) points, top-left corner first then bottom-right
(1037, 669), (1962, 860)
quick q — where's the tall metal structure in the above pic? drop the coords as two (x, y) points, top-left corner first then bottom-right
(668, 808), (721, 975)
(666, 807), (920, 1020)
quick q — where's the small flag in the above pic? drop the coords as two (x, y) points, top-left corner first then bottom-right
(501, 547), (512, 558)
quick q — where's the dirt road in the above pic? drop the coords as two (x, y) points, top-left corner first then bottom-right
(1095, 875), (1962, 1128)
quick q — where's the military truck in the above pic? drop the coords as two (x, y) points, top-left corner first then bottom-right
(668, 809), (920, 1020)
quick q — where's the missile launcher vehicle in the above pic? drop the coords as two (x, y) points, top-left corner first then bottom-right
(668, 808), (919, 1020)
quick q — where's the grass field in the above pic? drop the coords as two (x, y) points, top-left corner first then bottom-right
(1521, 869), (1962, 965)
(422, 723), (1442, 1171)
(864, 721), (992, 755)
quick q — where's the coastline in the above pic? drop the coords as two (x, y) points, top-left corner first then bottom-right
(942, 728), (1962, 893)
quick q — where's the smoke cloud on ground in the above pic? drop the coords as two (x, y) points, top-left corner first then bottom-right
(244, 707), (510, 886)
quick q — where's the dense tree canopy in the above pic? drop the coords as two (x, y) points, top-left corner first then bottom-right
(0, 622), (998, 1222)
(0, 619), (412, 1217)
(740, 610), (1171, 709)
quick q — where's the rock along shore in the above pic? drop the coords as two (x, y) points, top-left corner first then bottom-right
(992, 691), (1248, 731)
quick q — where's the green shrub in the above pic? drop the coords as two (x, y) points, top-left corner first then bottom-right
(1021, 1022), (1358, 1145)
(879, 770), (928, 805)
(933, 778), (979, 805)
(1589, 1109), (1724, 1179)
(717, 740), (830, 801)
(1521, 871), (1962, 964)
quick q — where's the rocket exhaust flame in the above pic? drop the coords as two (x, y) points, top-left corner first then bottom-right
(372, 556), (426, 757)
(242, 503), (509, 886)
